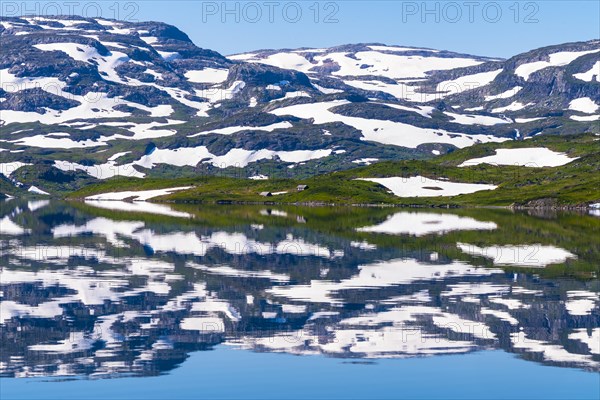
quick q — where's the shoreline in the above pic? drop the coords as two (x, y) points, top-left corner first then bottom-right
(13, 196), (596, 211)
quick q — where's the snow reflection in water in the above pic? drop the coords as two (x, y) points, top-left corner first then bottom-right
(0, 201), (598, 378)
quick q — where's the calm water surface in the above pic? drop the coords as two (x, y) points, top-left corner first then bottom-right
(1, 201), (598, 399)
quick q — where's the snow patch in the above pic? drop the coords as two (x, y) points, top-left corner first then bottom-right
(458, 148), (578, 168)
(352, 158), (379, 166)
(28, 186), (49, 195)
(357, 176), (497, 197)
(185, 68), (229, 84)
(444, 112), (509, 126)
(492, 101), (532, 113)
(515, 49), (600, 80)
(134, 146), (332, 169)
(568, 97), (599, 114)
(190, 121), (293, 137)
(0, 162), (31, 177)
(484, 86), (523, 101)
(436, 69), (503, 96)
(570, 115), (600, 122)
(54, 159), (145, 180)
(86, 187), (192, 201)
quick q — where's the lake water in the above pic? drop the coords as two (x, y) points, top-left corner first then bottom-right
(1, 201), (599, 399)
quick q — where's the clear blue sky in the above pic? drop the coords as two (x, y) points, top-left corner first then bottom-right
(5, 1), (600, 58)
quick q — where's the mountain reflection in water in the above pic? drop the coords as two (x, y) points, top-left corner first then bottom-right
(0, 200), (598, 379)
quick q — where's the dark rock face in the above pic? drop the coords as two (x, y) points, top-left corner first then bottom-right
(0, 87), (80, 112)
(227, 63), (312, 88)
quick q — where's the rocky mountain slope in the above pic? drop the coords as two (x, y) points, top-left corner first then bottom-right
(0, 16), (598, 195)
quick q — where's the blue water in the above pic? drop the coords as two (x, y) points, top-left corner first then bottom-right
(2, 203), (600, 399)
(2, 347), (598, 400)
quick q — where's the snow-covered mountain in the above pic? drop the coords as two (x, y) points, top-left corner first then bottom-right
(231, 41), (600, 114)
(0, 16), (598, 193)
(230, 44), (499, 101)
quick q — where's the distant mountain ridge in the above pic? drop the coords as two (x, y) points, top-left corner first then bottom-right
(0, 15), (598, 196)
